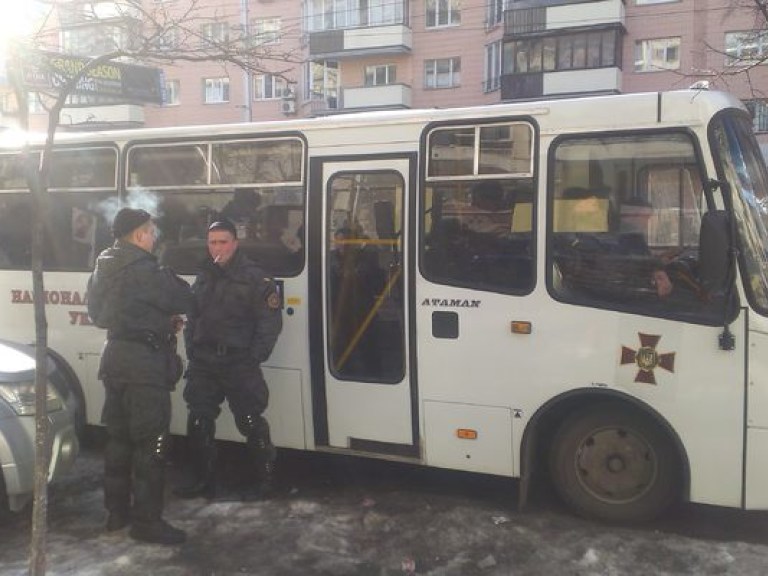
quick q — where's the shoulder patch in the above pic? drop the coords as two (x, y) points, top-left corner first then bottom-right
(266, 290), (281, 310)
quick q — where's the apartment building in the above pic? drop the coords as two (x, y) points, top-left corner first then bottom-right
(4, 0), (768, 148)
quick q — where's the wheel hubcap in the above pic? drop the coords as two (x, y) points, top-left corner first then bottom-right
(574, 427), (657, 504)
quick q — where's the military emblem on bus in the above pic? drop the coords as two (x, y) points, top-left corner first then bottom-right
(620, 333), (675, 385)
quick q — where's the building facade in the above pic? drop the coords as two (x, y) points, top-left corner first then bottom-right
(3, 0), (768, 146)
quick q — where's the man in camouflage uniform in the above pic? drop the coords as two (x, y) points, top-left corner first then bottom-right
(88, 208), (192, 545)
(176, 219), (283, 501)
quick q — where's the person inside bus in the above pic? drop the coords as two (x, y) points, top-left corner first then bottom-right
(552, 188), (674, 302)
(328, 225), (384, 377)
(220, 187), (261, 240)
(176, 218), (283, 502)
(87, 207), (192, 545)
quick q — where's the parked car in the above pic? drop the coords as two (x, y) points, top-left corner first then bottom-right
(0, 339), (80, 516)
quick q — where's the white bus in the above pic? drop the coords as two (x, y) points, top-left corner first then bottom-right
(1, 89), (767, 522)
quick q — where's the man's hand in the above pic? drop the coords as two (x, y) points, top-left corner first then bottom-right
(652, 269), (673, 298)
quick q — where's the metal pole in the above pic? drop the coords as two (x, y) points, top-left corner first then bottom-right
(241, 0), (252, 122)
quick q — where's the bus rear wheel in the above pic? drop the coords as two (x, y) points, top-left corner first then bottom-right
(549, 403), (680, 523)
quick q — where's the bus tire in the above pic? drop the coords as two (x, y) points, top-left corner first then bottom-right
(549, 403), (680, 523)
(0, 472), (10, 523)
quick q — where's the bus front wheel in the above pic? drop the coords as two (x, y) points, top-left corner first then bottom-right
(549, 404), (680, 523)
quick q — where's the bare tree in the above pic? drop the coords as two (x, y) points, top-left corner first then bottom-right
(687, 0), (768, 97)
(6, 1), (303, 573)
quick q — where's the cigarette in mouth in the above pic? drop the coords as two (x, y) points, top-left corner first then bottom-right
(214, 254), (222, 263)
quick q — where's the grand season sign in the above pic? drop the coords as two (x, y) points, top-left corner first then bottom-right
(17, 49), (163, 105)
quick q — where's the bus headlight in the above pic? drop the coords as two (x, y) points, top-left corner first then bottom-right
(0, 381), (63, 416)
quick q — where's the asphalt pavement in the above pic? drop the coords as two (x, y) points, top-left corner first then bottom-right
(0, 431), (767, 575)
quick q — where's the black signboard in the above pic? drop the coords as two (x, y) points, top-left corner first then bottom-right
(17, 49), (163, 105)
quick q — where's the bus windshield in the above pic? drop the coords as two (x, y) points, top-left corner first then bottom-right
(712, 112), (768, 314)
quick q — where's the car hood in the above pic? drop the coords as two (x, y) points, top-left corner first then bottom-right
(0, 339), (53, 384)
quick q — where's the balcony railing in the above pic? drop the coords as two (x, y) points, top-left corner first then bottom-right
(309, 24), (412, 57)
(343, 84), (411, 110)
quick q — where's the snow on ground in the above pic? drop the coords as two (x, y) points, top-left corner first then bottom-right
(1, 438), (768, 575)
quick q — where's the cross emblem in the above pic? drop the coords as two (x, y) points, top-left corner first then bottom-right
(620, 333), (675, 385)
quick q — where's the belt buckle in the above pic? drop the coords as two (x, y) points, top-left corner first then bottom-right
(216, 344), (227, 356)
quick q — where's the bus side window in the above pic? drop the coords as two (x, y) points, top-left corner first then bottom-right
(549, 134), (723, 323)
(423, 179), (533, 293)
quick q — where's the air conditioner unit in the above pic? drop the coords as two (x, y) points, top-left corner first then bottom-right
(281, 99), (296, 115)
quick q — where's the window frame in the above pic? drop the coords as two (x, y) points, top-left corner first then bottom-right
(634, 37), (681, 73)
(364, 64), (397, 87)
(484, 40), (502, 92)
(254, 74), (289, 100)
(203, 77), (230, 104)
(426, 0), (461, 28)
(745, 99), (768, 133)
(545, 129), (723, 325)
(725, 30), (768, 65)
(425, 57), (461, 89)
(252, 17), (282, 45)
(200, 22), (229, 47)
(164, 79), (180, 106)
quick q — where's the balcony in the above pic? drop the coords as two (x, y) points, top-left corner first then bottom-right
(57, 1), (141, 27)
(309, 25), (412, 58)
(59, 104), (144, 129)
(505, 0), (624, 37)
(501, 67), (621, 100)
(343, 84), (412, 110)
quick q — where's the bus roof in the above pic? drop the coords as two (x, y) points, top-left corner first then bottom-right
(0, 89), (745, 151)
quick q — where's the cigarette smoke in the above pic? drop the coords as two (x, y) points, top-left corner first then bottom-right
(97, 187), (161, 224)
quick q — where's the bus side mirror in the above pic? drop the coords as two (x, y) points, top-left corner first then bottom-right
(699, 210), (730, 293)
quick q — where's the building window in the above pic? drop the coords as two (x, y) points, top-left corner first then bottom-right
(369, 0), (404, 26)
(426, 0), (460, 28)
(365, 64), (396, 86)
(307, 0), (352, 31)
(203, 77), (230, 103)
(307, 60), (339, 109)
(487, 0), (506, 28)
(254, 74), (289, 100)
(503, 30), (617, 75)
(252, 17), (281, 45)
(425, 58), (461, 89)
(725, 31), (768, 65)
(484, 41), (502, 92)
(164, 80), (180, 106)
(156, 27), (180, 51)
(634, 37), (680, 72)
(200, 22), (229, 47)
(62, 24), (134, 55)
(745, 99), (768, 132)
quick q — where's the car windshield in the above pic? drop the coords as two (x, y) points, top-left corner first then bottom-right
(711, 111), (768, 314)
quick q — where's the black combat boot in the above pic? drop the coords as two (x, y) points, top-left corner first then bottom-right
(175, 415), (217, 500)
(105, 508), (131, 532)
(130, 518), (187, 545)
(104, 440), (132, 532)
(241, 422), (277, 502)
(130, 434), (187, 546)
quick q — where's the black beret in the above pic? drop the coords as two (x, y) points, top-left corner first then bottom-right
(208, 219), (237, 238)
(112, 208), (152, 239)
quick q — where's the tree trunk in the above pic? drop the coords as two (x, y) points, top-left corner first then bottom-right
(29, 169), (50, 575)
(10, 46), (51, 576)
